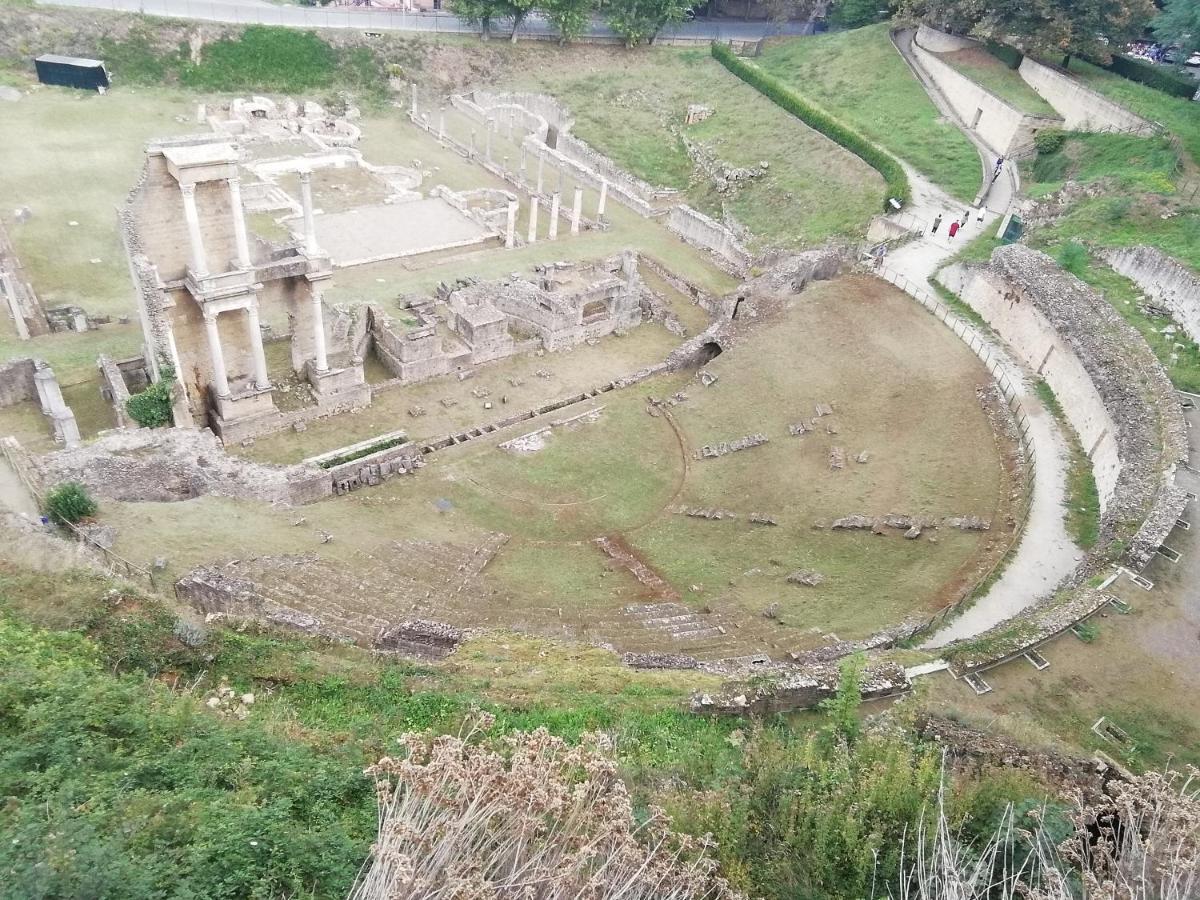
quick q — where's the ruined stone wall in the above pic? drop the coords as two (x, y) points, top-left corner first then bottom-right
(1018, 56), (1154, 133)
(666, 205), (752, 274)
(129, 146), (238, 283)
(1102, 246), (1200, 345)
(0, 357), (37, 408)
(913, 26), (1062, 153)
(34, 427), (332, 506)
(963, 246), (1188, 551)
(97, 354), (136, 429)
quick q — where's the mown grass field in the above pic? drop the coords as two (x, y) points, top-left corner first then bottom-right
(758, 24), (982, 203)
(1066, 58), (1200, 168)
(495, 44), (884, 249)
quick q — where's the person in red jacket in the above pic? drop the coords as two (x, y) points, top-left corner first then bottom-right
(948, 219), (960, 238)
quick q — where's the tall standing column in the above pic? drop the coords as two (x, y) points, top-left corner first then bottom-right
(310, 289), (329, 373)
(570, 186), (583, 236)
(245, 301), (270, 390)
(299, 170), (320, 256)
(204, 311), (230, 398)
(548, 192), (560, 241)
(598, 179), (609, 218)
(179, 183), (209, 276)
(505, 200), (518, 249)
(527, 196), (539, 244)
(227, 176), (252, 268)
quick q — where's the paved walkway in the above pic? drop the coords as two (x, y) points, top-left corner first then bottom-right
(33, 0), (813, 39)
(876, 168), (1078, 649)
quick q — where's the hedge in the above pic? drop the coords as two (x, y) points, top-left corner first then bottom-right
(1099, 54), (1196, 100)
(711, 42), (911, 207)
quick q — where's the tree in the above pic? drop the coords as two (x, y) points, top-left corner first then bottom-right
(1153, 0), (1200, 55)
(44, 482), (97, 525)
(897, 0), (1156, 65)
(505, 0), (538, 41)
(450, 0), (510, 39)
(605, 0), (693, 46)
(830, 0), (884, 28)
(542, 0), (594, 43)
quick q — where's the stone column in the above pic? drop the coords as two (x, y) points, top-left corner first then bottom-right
(179, 183), (209, 276)
(505, 200), (518, 249)
(245, 301), (270, 390)
(570, 186), (583, 236)
(299, 170), (320, 256)
(204, 311), (230, 398)
(598, 179), (609, 217)
(519, 143), (527, 179)
(310, 289), (329, 373)
(536, 152), (545, 193)
(527, 196), (539, 244)
(227, 176), (252, 268)
(548, 192), (560, 241)
(507, 108), (515, 140)
(438, 108), (446, 142)
(0, 271), (29, 341)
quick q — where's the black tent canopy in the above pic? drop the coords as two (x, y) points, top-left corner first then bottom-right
(34, 54), (110, 91)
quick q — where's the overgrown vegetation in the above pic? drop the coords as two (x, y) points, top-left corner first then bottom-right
(97, 25), (390, 105)
(1033, 379), (1101, 548)
(0, 565), (1065, 900)
(125, 376), (175, 428)
(1094, 52), (1197, 100)
(711, 42), (909, 206)
(758, 24), (981, 202)
(44, 481), (97, 525)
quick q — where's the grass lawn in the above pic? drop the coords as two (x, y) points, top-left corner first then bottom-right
(1023, 132), (1180, 198)
(1066, 58), (1200, 169)
(494, 45), (884, 250)
(937, 47), (1058, 117)
(0, 82), (196, 321)
(758, 24), (981, 203)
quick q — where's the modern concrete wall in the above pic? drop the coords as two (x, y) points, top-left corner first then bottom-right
(912, 25), (1062, 154)
(1103, 246), (1200, 344)
(962, 268), (1122, 508)
(914, 24), (976, 53)
(1018, 56), (1153, 133)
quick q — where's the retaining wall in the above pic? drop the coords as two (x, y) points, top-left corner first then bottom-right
(961, 244), (1188, 575)
(666, 205), (753, 274)
(912, 25), (1062, 153)
(1017, 56), (1154, 133)
(1102, 246), (1200, 344)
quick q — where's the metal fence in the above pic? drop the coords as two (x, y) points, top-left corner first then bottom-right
(871, 266), (1039, 636)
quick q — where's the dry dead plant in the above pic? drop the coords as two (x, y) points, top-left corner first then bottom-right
(349, 715), (744, 900)
(892, 763), (1200, 900)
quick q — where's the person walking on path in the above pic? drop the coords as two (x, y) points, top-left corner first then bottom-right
(959, 210), (970, 229)
(931, 213), (943, 234)
(948, 219), (960, 238)
(992, 155), (1005, 182)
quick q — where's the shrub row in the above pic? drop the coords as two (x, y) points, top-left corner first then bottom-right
(1098, 54), (1196, 100)
(710, 42), (911, 206)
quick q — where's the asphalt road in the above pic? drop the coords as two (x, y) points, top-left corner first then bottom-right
(33, 0), (815, 40)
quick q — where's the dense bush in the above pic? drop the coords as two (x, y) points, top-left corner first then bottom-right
(711, 42), (911, 206)
(125, 378), (174, 428)
(1097, 54), (1197, 99)
(1034, 128), (1067, 154)
(44, 482), (97, 525)
(987, 41), (1024, 70)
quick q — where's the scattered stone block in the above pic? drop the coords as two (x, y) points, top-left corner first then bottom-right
(814, 402), (834, 417)
(699, 369), (718, 387)
(832, 515), (873, 530)
(696, 433), (768, 460)
(685, 104), (714, 125)
(787, 569), (825, 586)
(829, 446), (845, 470)
(408, 405), (427, 417)
(762, 602), (780, 620)
(439, 397), (458, 408)
(788, 421), (809, 436)
(904, 526), (922, 539)
(292, 421), (307, 433)
(944, 515), (991, 531)
(750, 513), (778, 526)
(856, 451), (870, 464)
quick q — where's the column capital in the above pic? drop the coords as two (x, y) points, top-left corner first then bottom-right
(179, 181), (196, 197)
(202, 308), (218, 325)
(298, 168), (313, 185)
(226, 174), (241, 187)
